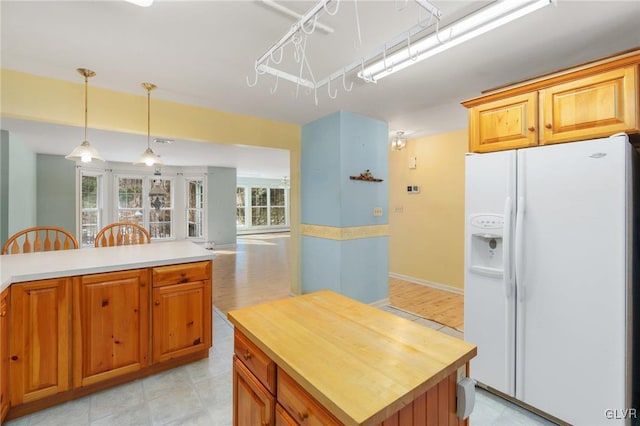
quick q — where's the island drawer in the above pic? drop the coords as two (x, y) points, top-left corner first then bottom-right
(277, 369), (342, 426)
(234, 330), (276, 393)
(152, 261), (211, 287)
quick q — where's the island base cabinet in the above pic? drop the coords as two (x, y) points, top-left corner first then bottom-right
(72, 269), (149, 388)
(233, 356), (275, 426)
(275, 404), (298, 426)
(379, 367), (469, 426)
(9, 278), (70, 405)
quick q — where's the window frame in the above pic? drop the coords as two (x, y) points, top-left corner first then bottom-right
(185, 177), (206, 240)
(79, 170), (104, 248)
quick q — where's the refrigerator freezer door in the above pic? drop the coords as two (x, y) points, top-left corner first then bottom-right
(515, 136), (629, 424)
(464, 150), (516, 396)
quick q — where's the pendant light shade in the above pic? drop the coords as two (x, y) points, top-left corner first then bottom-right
(66, 68), (104, 163)
(136, 82), (162, 166)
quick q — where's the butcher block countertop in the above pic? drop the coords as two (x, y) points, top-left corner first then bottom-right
(227, 290), (477, 425)
(0, 240), (214, 291)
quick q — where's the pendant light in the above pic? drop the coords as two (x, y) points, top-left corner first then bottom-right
(66, 68), (104, 163)
(136, 82), (162, 166)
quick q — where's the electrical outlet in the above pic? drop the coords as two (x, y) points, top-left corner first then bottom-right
(373, 207), (383, 217)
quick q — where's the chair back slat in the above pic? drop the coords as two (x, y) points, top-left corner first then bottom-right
(22, 235), (32, 254)
(94, 223), (150, 248)
(2, 227), (79, 255)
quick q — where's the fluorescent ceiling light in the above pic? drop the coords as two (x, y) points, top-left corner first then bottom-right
(124, 0), (153, 7)
(359, 0), (552, 82)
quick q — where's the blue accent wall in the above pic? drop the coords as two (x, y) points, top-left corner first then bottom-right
(0, 131), (37, 246)
(37, 154), (76, 234)
(207, 166), (237, 246)
(301, 111), (389, 304)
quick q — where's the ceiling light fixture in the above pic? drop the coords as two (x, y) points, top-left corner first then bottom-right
(391, 131), (407, 151)
(136, 82), (162, 167)
(66, 68), (104, 163)
(359, 0), (553, 82)
(124, 0), (153, 7)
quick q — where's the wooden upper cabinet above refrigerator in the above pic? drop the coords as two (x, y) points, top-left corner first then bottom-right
(463, 50), (640, 153)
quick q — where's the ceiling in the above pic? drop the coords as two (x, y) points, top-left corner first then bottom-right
(1, 0), (639, 177)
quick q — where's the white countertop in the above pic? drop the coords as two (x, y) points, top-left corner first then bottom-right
(0, 240), (215, 291)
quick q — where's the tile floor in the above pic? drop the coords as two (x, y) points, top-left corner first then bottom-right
(5, 306), (557, 426)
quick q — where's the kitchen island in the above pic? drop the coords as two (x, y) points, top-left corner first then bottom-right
(0, 241), (214, 421)
(228, 290), (477, 426)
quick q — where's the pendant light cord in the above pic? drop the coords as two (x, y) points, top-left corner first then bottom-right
(84, 74), (88, 142)
(147, 88), (151, 149)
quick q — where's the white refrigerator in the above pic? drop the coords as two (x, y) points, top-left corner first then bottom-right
(464, 134), (637, 424)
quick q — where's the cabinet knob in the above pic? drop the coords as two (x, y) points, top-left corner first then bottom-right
(298, 411), (309, 421)
(243, 350), (252, 361)
(10, 356), (17, 361)
(528, 126), (535, 132)
(545, 123), (552, 129)
(0, 311), (5, 317)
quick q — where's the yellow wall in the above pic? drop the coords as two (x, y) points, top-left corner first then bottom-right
(1, 69), (302, 293)
(389, 129), (468, 291)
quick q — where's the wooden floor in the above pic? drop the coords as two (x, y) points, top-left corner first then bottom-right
(389, 278), (464, 331)
(214, 233), (464, 331)
(214, 233), (292, 314)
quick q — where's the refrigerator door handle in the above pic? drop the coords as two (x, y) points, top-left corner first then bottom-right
(515, 196), (525, 303)
(503, 196), (513, 298)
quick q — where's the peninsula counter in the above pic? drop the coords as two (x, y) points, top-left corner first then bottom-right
(0, 241), (214, 422)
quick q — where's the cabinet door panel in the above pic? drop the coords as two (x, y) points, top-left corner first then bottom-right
(152, 280), (211, 363)
(233, 357), (274, 426)
(1, 289), (9, 420)
(541, 66), (638, 144)
(469, 92), (538, 152)
(275, 403), (298, 426)
(73, 269), (148, 387)
(10, 278), (70, 404)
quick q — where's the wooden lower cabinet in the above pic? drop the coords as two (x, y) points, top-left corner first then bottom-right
(152, 280), (211, 363)
(9, 278), (70, 405)
(275, 404), (298, 426)
(72, 269), (149, 387)
(234, 356), (275, 426)
(1, 289), (9, 421)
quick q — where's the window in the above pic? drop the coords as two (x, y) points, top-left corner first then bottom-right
(270, 188), (286, 226)
(236, 187), (246, 226)
(81, 173), (102, 247)
(236, 183), (289, 231)
(116, 175), (174, 240)
(117, 177), (144, 224)
(251, 187), (268, 226)
(148, 177), (172, 239)
(186, 179), (205, 239)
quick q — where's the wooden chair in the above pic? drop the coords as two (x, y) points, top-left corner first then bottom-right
(2, 226), (79, 255)
(94, 222), (151, 247)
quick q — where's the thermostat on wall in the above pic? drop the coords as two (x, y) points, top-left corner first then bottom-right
(407, 185), (420, 194)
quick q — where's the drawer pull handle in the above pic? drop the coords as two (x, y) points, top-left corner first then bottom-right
(243, 350), (252, 361)
(298, 411), (309, 421)
(545, 123), (552, 129)
(528, 126), (535, 132)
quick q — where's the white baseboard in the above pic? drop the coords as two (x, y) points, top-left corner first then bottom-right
(388, 272), (464, 296)
(369, 297), (390, 307)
